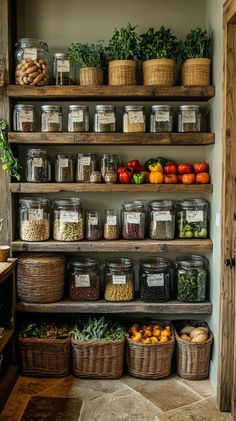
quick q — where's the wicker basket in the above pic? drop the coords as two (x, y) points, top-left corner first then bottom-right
(108, 60), (136, 85)
(181, 58), (211, 86)
(17, 254), (65, 303)
(173, 320), (213, 380)
(72, 337), (125, 378)
(19, 335), (70, 377)
(143, 58), (175, 86)
(80, 67), (103, 86)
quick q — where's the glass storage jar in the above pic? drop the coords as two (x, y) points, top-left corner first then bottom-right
(148, 200), (175, 240)
(140, 258), (171, 302)
(121, 201), (146, 240)
(53, 198), (84, 241)
(41, 105), (63, 132)
(101, 154), (119, 180)
(55, 154), (74, 182)
(104, 258), (134, 302)
(176, 255), (208, 302)
(94, 105), (116, 132)
(53, 53), (74, 85)
(150, 105), (173, 133)
(104, 209), (119, 240)
(13, 104), (36, 132)
(123, 106), (145, 133)
(76, 153), (96, 183)
(19, 197), (50, 241)
(68, 105), (89, 132)
(15, 38), (50, 86)
(68, 258), (100, 301)
(177, 199), (209, 239)
(85, 211), (102, 241)
(178, 105), (201, 132)
(26, 149), (51, 182)
(90, 171), (102, 183)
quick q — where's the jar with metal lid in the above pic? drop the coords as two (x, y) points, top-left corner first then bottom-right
(15, 38), (50, 86)
(26, 149), (51, 182)
(178, 105), (201, 132)
(94, 105), (116, 132)
(150, 105), (173, 133)
(53, 198), (84, 241)
(19, 197), (50, 241)
(90, 171), (102, 183)
(68, 105), (89, 132)
(68, 258), (100, 301)
(85, 211), (102, 241)
(104, 258), (134, 302)
(53, 53), (75, 85)
(177, 199), (209, 239)
(13, 104), (36, 132)
(55, 154), (74, 183)
(176, 255), (208, 302)
(123, 106), (146, 133)
(148, 200), (175, 240)
(41, 105), (63, 132)
(140, 258), (171, 302)
(104, 209), (119, 240)
(101, 154), (118, 180)
(76, 153), (96, 183)
(121, 201), (146, 240)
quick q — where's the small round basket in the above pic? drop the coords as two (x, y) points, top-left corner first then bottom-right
(181, 58), (211, 86)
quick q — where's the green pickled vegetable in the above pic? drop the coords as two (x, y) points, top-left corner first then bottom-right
(177, 210), (208, 239)
(177, 268), (207, 302)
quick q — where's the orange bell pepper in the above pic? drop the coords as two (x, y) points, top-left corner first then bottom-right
(149, 171), (164, 184)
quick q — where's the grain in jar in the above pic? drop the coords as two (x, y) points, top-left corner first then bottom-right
(26, 149), (51, 182)
(104, 209), (119, 240)
(178, 105), (201, 132)
(19, 198), (50, 241)
(94, 105), (116, 132)
(148, 200), (175, 240)
(76, 153), (96, 183)
(69, 258), (100, 301)
(150, 105), (173, 133)
(121, 201), (146, 240)
(68, 105), (89, 132)
(140, 258), (171, 302)
(55, 154), (74, 182)
(104, 258), (134, 302)
(13, 104), (36, 132)
(41, 105), (63, 132)
(85, 211), (102, 240)
(53, 53), (75, 85)
(53, 198), (84, 241)
(123, 106), (145, 133)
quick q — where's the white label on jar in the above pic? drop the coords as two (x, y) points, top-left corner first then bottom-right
(33, 158), (43, 167)
(81, 157), (91, 165)
(147, 274), (164, 287)
(57, 60), (70, 72)
(128, 111), (144, 124)
(186, 210), (204, 223)
(29, 209), (43, 221)
(89, 217), (98, 225)
(75, 274), (90, 287)
(107, 215), (117, 225)
(127, 212), (141, 224)
(98, 112), (115, 124)
(155, 111), (170, 122)
(58, 158), (69, 168)
(60, 211), (79, 222)
(23, 48), (37, 60)
(71, 110), (84, 123)
(182, 111), (196, 124)
(112, 275), (126, 285)
(46, 112), (60, 124)
(153, 211), (172, 222)
(19, 110), (34, 123)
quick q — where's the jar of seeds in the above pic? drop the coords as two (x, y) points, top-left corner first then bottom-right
(178, 105), (201, 132)
(90, 171), (102, 183)
(68, 105), (89, 132)
(85, 211), (102, 241)
(26, 149), (51, 182)
(140, 258), (171, 302)
(150, 105), (173, 133)
(123, 106), (145, 133)
(41, 105), (63, 132)
(104, 209), (119, 240)
(13, 104), (36, 132)
(148, 200), (175, 240)
(55, 154), (74, 182)
(94, 105), (116, 132)
(19, 197), (50, 241)
(121, 201), (146, 240)
(76, 153), (96, 183)
(53, 198), (84, 241)
(101, 154), (118, 180)
(68, 258), (100, 301)
(104, 258), (134, 302)
(53, 53), (75, 85)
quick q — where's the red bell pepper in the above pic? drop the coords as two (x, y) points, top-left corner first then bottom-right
(127, 159), (140, 171)
(163, 162), (177, 175)
(118, 168), (133, 184)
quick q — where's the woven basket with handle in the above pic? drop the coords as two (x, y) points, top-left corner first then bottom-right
(143, 58), (175, 86)
(80, 67), (103, 86)
(181, 58), (211, 86)
(109, 60), (136, 85)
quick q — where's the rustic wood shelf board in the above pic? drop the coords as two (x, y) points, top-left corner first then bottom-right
(0, 259), (17, 285)
(0, 329), (14, 353)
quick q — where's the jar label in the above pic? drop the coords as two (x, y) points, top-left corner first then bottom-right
(81, 157), (91, 165)
(57, 60), (70, 72)
(155, 111), (170, 122)
(147, 274), (164, 287)
(58, 158), (69, 168)
(98, 112), (115, 124)
(182, 111), (196, 124)
(153, 211), (172, 222)
(89, 217), (98, 225)
(107, 215), (117, 225)
(71, 110), (84, 123)
(33, 158), (43, 167)
(75, 274), (90, 287)
(23, 48), (37, 60)
(186, 210), (204, 222)
(19, 110), (34, 123)
(46, 112), (60, 124)
(127, 212), (141, 224)
(112, 275), (126, 285)
(29, 208), (43, 220)
(128, 111), (144, 124)
(60, 211), (79, 222)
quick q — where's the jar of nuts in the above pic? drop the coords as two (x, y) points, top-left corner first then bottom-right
(148, 200), (176, 240)
(13, 104), (36, 132)
(68, 258), (100, 301)
(41, 105), (63, 132)
(140, 258), (171, 302)
(123, 106), (146, 133)
(121, 201), (146, 240)
(76, 153), (97, 183)
(53, 198), (84, 241)
(104, 258), (135, 302)
(104, 209), (119, 240)
(19, 197), (50, 242)
(26, 149), (51, 183)
(85, 211), (102, 241)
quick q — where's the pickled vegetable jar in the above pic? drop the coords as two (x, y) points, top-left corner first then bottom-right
(148, 200), (175, 240)
(177, 199), (209, 239)
(121, 201), (146, 240)
(104, 258), (134, 302)
(53, 198), (84, 241)
(176, 255), (208, 302)
(140, 258), (171, 302)
(68, 258), (100, 301)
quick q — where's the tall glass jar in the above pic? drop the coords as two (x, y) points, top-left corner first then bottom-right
(68, 105), (89, 132)
(94, 105), (116, 132)
(53, 53), (74, 85)
(76, 153), (96, 183)
(68, 258), (100, 301)
(104, 209), (119, 240)
(41, 105), (63, 132)
(178, 105), (201, 132)
(53, 198), (84, 241)
(100, 154), (119, 180)
(121, 201), (146, 240)
(104, 258), (134, 302)
(176, 255), (208, 302)
(15, 38), (50, 86)
(13, 104), (36, 132)
(148, 200), (175, 240)
(55, 154), (74, 182)
(177, 199), (209, 239)
(123, 106), (145, 133)
(150, 105), (173, 133)
(140, 258), (171, 302)
(19, 197), (50, 241)
(85, 211), (102, 241)
(26, 149), (51, 182)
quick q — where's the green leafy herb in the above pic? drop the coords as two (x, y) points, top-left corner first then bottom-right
(0, 120), (21, 180)
(139, 26), (178, 60)
(67, 42), (106, 68)
(107, 23), (139, 60)
(72, 316), (125, 341)
(20, 322), (70, 339)
(177, 28), (211, 64)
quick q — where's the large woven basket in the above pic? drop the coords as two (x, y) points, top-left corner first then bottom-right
(173, 320), (213, 380)
(181, 58), (211, 86)
(72, 337), (125, 378)
(17, 254), (65, 303)
(109, 60), (136, 85)
(143, 58), (175, 86)
(80, 67), (103, 85)
(19, 335), (70, 377)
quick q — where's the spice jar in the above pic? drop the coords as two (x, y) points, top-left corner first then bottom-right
(19, 197), (50, 241)
(123, 106), (145, 133)
(104, 258), (134, 302)
(178, 105), (201, 132)
(101, 154), (118, 180)
(53, 198), (84, 241)
(26, 149), (51, 182)
(69, 258), (100, 301)
(176, 255), (208, 302)
(140, 258), (171, 302)
(94, 105), (116, 132)
(90, 171), (102, 183)
(68, 105), (89, 132)
(55, 154), (74, 183)
(121, 201), (146, 240)
(76, 153), (96, 183)
(150, 105), (173, 133)
(148, 200), (175, 240)
(104, 171), (117, 184)
(53, 53), (74, 85)
(41, 105), (63, 132)
(85, 211), (102, 241)
(13, 104), (36, 132)
(177, 199), (209, 239)
(104, 209), (119, 240)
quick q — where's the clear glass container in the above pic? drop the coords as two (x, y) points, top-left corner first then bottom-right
(150, 105), (173, 133)
(148, 200), (175, 240)
(68, 258), (100, 301)
(13, 104), (36, 132)
(53, 53), (75, 85)
(176, 255), (208, 302)
(94, 105), (116, 132)
(68, 105), (89, 132)
(85, 211), (102, 241)
(26, 149), (51, 182)
(140, 258), (171, 302)
(104, 209), (119, 240)
(104, 258), (134, 302)
(19, 197), (50, 241)
(55, 154), (74, 183)
(104, 171), (117, 184)
(53, 198), (84, 241)
(123, 106), (145, 133)
(15, 38), (50, 86)
(90, 171), (102, 183)
(177, 199), (209, 239)
(41, 105), (63, 132)
(76, 153), (96, 183)
(178, 105), (201, 132)
(121, 201), (146, 240)
(101, 154), (119, 180)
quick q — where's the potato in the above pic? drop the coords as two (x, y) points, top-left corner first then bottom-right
(180, 333), (191, 341)
(180, 325), (195, 335)
(191, 333), (208, 343)
(190, 327), (209, 340)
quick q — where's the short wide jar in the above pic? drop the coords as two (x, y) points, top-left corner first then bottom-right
(53, 198), (84, 241)
(150, 105), (173, 133)
(123, 106), (145, 133)
(68, 258), (100, 301)
(178, 105), (201, 132)
(176, 255), (208, 302)
(19, 197), (50, 241)
(140, 258), (171, 302)
(94, 105), (116, 132)
(104, 258), (134, 302)
(121, 201), (146, 240)
(13, 104), (36, 132)
(148, 200), (175, 240)
(41, 105), (63, 132)
(177, 199), (209, 239)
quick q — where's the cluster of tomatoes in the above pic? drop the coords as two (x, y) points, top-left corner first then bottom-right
(128, 323), (172, 344)
(170, 161), (210, 185)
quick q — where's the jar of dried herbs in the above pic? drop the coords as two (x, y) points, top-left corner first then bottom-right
(41, 105), (63, 132)
(178, 105), (201, 132)
(68, 258), (100, 301)
(121, 201), (146, 240)
(104, 209), (119, 240)
(123, 106), (145, 133)
(53, 198), (84, 241)
(55, 154), (74, 182)
(94, 105), (116, 132)
(13, 104), (36, 132)
(68, 105), (89, 132)
(176, 255), (208, 302)
(148, 200), (175, 240)
(85, 211), (102, 241)
(53, 53), (75, 85)
(140, 258), (171, 302)
(26, 149), (51, 182)
(104, 258), (134, 302)
(76, 153), (96, 183)
(150, 105), (173, 133)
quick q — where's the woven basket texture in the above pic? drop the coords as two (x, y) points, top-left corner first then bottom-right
(143, 58), (175, 86)
(181, 58), (211, 86)
(109, 60), (136, 85)
(80, 67), (103, 85)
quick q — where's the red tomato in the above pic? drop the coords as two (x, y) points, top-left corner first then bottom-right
(182, 173), (196, 184)
(177, 164), (192, 174)
(163, 174), (178, 184)
(178, 175), (183, 183)
(193, 162), (209, 174)
(196, 172), (210, 184)
(163, 162), (177, 175)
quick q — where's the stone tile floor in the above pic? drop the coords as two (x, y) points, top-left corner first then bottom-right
(0, 374), (232, 421)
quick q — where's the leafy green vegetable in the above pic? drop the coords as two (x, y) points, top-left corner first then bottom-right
(177, 28), (211, 64)
(177, 268), (207, 301)
(0, 120), (21, 180)
(107, 23), (139, 60)
(20, 322), (70, 339)
(139, 26), (178, 60)
(67, 42), (106, 68)
(72, 316), (125, 341)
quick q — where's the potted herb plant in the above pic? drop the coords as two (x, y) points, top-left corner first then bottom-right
(140, 26), (177, 86)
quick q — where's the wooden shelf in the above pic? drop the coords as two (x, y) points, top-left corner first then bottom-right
(8, 132), (215, 146)
(0, 259), (17, 285)
(0, 329), (14, 353)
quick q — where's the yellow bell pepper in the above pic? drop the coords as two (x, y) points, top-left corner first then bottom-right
(148, 162), (163, 172)
(149, 171), (164, 184)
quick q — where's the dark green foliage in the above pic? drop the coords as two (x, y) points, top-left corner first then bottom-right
(139, 26), (178, 60)
(72, 316), (125, 341)
(67, 42), (106, 68)
(177, 28), (211, 64)
(107, 23), (139, 60)
(0, 120), (21, 180)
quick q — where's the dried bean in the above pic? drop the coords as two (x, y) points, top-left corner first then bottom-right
(20, 219), (50, 241)
(140, 272), (171, 302)
(104, 224), (119, 240)
(53, 220), (84, 241)
(122, 223), (144, 240)
(104, 278), (134, 301)
(69, 272), (99, 301)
